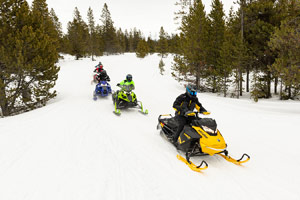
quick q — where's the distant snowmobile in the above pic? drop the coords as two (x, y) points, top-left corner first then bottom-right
(93, 81), (112, 100)
(112, 84), (148, 115)
(157, 111), (250, 172)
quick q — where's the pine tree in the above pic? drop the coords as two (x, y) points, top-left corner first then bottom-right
(31, 0), (60, 54)
(157, 27), (169, 58)
(67, 7), (89, 59)
(207, 0), (225, 93)
(136, 39), (149, 58)
(218, 9), (236, 97)
(132, 28), (142, 51)
(116, 28), (126, 53)
(100, 3), (119, 54)
(172, 0), (209, 89)
(269, 16), (300, 99)
(124, 29), (131, 52)
(242, 0), (279, 98)
(158, 58), (165, 75)
(168, 34), (180, 54)
(49, 8), (63, 53)
(146, 36), (156, 54)
(87, 7), (97, 60)
(0, 0), (59, 116)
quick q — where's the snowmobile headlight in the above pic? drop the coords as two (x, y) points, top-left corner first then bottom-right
(202, 126), (215, 134)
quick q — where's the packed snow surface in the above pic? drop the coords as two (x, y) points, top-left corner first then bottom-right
(1, 53), (300, 200)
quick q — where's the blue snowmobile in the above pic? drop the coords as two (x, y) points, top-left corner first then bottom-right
(93, 81), (112, 100)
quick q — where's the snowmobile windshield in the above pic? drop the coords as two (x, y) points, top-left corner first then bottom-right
(121, 85), (134, 92)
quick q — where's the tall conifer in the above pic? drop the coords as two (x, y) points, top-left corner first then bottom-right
(172, 0), (209, 88)
(67, 7), (89, 59)
(0, 0), (59, 116)
(100, 3), (118, 54)
(207, 0), (225, 93)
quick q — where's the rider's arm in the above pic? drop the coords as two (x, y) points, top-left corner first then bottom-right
(131, 81), (135, 90)
(173, 94), (185, 112)
(195, 98), (207, 113)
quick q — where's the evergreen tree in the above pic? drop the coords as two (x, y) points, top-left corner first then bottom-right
(172, 0), (209, 89)
(242, 0), (279, 98)
(136, 39), (149, 58)
(207, 0), (225, 93)
(0, 0), (59, 116)
(218, 9), (237, 97)
(67, 7), (89, 59)
(49, 8), (63, 53)
(168, 34), (180, 54)
(87, 7), (97, 60)
(132, 28), (142, 51)
(124, 29), (131, 52)
(95, 24), (105, 56)
(269, 16), (300, 99)
(156, 26), (169, 58)
(146, 36), (156, 54)
(31, 0), (60, 55)
(158, 58), (165, 75)
(116, 28), (126, 53)
(100, 3), (119, 54)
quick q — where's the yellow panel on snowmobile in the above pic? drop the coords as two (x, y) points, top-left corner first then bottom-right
(192, 127), (227, 155)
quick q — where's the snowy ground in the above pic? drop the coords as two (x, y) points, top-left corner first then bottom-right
(1, 53), (300, 200)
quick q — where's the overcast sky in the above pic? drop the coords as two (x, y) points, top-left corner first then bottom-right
(27, 0), (238, 38)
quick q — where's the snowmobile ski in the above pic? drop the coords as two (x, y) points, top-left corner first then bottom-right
(218, 153), (250, 164)
(177, 154), (208, 172)
(138, 101), (148, 115)
(114, 102), (121, 115)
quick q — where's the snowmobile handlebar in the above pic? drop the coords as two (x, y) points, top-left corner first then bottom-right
(184, 111), (211, 117)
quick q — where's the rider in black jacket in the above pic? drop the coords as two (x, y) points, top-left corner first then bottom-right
(172, 84), (210, 144)
(96, 70), (110, 82)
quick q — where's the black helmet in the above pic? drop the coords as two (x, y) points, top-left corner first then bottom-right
(126, 74), (132, 82)
(98, 61), (102, 65)
(186, 84), (197, 97)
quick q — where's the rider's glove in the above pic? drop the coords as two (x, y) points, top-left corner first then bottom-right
(202, 112), (211, 115)
(117, 83), (120, 86)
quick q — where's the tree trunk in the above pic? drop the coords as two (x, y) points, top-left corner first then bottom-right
(239, 69), (243, 96)
(212, 76), (216, 93)
(267, 71), (271, 98)
(236, 68), (240, 99)
(246, 67), (249, 92)
(224, 77), (227, 97)
(240, 0), (244, 97)
(280, 78), (283, 100)
(274, 76), (278, 94)
(196, 75), (200, 90)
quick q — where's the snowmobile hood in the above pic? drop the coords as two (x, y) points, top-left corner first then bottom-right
(192, 126), (226, 155)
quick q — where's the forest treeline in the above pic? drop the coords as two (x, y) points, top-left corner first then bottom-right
(46, 0), (300, 101)
(0, 0), (299, 116)
(171, 0), (300, 101)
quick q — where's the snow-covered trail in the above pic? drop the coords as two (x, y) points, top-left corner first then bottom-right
(1, 53), (300, 200)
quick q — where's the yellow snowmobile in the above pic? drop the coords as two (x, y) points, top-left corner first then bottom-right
(157, 111), (250, 172)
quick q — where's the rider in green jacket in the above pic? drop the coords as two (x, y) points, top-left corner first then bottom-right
(117, 74), (135, 89)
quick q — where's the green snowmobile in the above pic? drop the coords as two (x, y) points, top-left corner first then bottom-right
(112, 84), (148, 115)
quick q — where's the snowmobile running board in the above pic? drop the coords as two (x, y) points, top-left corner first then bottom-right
(177, 155), (208, 172)
(218, 153), (250, 164)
